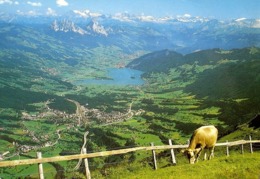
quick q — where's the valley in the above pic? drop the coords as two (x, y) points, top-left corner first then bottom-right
(0, 11), (259, 178)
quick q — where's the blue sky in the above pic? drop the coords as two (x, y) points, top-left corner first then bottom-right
(0, 0), (259, 19)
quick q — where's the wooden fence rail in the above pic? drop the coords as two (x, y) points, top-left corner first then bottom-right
(0, 139), (259, 168)
(0, 138), (260, 179)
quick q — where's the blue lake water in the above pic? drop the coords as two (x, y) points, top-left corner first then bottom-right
(75, 68), (144, 85)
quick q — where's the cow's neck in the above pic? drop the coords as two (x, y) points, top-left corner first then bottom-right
(188, 137), (197, 149)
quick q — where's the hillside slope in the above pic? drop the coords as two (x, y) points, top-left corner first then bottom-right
(127, 47), (260, 131)
(90, 117), (260, 178)
(219, 114), (260, 141)
(99, 153), (260, 179)
(127, 50), (184, 72)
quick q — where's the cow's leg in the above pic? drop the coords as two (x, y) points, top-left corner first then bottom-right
(194, 148), (202, 163)
(204, 152), (207, 160)
(208, 147), (215, 160)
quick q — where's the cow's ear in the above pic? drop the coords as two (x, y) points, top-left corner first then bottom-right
(181, 149), (186, 154)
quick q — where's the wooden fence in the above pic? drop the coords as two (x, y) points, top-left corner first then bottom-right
(0, 137), (260, 179)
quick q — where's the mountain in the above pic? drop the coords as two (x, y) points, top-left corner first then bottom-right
(48, 14), (260, 54)
(127, 47), (260, 98)
(126, 50), (184, 72)
(219, 114), (260, 141)
(184, 48), (260, 98)
(127, 47), (260, 73)
(128, 47), (260, 130)
(1, 11), (259, 54)
(51, 19), (108, 36)
(248, 114), (260, 129)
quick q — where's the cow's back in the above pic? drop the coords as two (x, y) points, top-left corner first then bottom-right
(192, 125), (218, 148)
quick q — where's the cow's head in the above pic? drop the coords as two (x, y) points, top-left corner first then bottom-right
(181, 148), (201, 164)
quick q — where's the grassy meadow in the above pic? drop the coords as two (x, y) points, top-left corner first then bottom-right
(103, 152), (260, 179)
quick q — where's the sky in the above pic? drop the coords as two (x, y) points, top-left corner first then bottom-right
(0, 0), (259, 20)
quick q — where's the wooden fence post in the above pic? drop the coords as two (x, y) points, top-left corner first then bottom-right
(226, 141), (229, 156)
(249, 135), (253, 153)
(83, 148), (91, 179)
(37, 152), (44, 179)
(151, 143), (157, 170)
(187, 139), (190, 146)
(168, 139), (176, 165)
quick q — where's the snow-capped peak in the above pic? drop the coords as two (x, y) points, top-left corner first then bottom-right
(73, 9), (102, 18)
(87, 20), (108, 36)
(51, 19), (87, 35)
(235, 17), (247, 22)
(252, 19), (260, 28)
(176, 14), (208, 23)
(112, 12), (134, 22)
(138, 15), (157, 22)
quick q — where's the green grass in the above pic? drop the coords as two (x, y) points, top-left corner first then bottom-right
(91, 152), (260, 179)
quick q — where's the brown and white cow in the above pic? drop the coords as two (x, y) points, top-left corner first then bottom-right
(181, 125), (218, 164)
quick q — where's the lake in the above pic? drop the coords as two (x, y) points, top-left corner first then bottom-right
(75, 68), (144, 85)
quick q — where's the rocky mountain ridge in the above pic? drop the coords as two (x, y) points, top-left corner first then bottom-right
(1, 11), (259, 54)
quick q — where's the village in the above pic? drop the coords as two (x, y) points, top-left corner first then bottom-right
(22, 99), (144, 126)
(14, 99), (145, 154)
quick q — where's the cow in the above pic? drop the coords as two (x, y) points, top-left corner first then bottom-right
(181, 125), (218, 164)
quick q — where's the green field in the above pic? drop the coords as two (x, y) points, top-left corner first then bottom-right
(103, 152), (260, 179)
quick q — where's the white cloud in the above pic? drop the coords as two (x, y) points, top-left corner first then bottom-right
(177, 14), (192, 18)
(0, 0), (18, 5)
(183, 14), (191, 18)
(27, 1), (42, 7)
(0, 0), (11, 4)
(46, 8), (57, 16)
(56, 0), (68, 7)
(28, 10), (38, 15)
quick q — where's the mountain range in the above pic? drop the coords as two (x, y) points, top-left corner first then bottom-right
(127, 47), (260, 130)
(1, 11), (259, 54)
